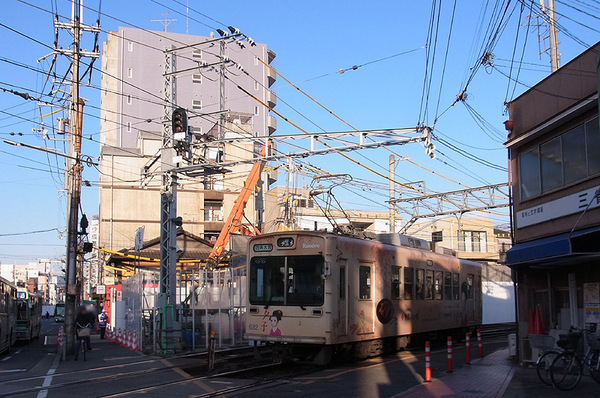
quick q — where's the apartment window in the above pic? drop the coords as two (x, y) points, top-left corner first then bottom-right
(127, 68), (133, 78)
(204, 231), (219, 242)
(128, 41), (133, 52)
(254, 106), (259, 116)
(192, 100), (202, 110)
(192, 49), (202, 58)
(203, 200), (223, 222)
(254, 81), (259, 90)
(192, 126), (203, 134)
(391, 266), (401, 299)
(404, 267), (414, 300)
(519, 117), (600, 199)
(541, 137), (563, 192)
(359, 265), (371, 300)
(192, 74), (202, 84)
(458, 231), (487, 252)
(126, 95), (132, 105)
(126, 122), (131, 132)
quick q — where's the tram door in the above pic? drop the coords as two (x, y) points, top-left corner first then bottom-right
(337, 260), (348, 336)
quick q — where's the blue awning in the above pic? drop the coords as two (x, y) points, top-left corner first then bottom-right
(506, 226), (600, 266)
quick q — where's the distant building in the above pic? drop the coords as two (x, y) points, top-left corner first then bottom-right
(2, 259), (64, 304)
(98, 28), (277, 262)
(505, 42), (600, 362)
(263, 186), (402, 233)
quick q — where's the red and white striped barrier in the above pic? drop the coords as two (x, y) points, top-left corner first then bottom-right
(424, 341), (431, 382)
(447, 336), (453, 373)
(130, 332), (138, 351)
(465, 332), (471, 364)
(56, 326), (64, 348)
(477, 329), (484, 357)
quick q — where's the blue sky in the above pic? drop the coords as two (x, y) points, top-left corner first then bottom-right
(0, 0), (599, 263)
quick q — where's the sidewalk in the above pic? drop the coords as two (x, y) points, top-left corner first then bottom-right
(396, 348), (600, 398)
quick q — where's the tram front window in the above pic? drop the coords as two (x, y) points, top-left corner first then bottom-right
(16, 301), (28, 320)
(249, 255), (324, 306)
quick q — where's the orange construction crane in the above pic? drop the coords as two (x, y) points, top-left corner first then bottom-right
(206, 140), (271, 268)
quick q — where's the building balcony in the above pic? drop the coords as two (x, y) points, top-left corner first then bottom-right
(267, 91), (277, 108)
(267, 67), (276, 87)
(268, 115), (277, 134)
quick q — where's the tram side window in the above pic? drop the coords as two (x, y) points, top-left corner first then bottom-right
(425, 270), (434, 300)
(416, 269), (425, 300)
(391, 266), (401, 299)
(434, 271), (443, 300)
(444, 272), (452, 300)
(466, 274), (474, 299)
(359, 265), (371, 300)
(452, 273), (460, 300)
(404, 267), (414, 300)
(340, 266), (346, 300)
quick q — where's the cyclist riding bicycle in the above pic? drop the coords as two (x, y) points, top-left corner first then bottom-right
(74, 306), (94, 360)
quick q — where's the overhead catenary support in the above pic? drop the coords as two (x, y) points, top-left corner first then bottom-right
(390, 182), (510, 233)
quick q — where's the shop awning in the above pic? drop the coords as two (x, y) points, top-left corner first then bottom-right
(506, 226), (600, 266)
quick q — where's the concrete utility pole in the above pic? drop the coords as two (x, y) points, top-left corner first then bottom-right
(64, 0), (83, 357)
(389, 155), (396, 233)
(540, 0), (560, 72)
(547, 0), (560, 72)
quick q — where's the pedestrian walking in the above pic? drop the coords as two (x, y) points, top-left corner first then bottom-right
(98, 309), (108, 339)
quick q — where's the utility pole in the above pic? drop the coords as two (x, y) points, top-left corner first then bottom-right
(540, 0), (560, 72)
(389, 155), (395, 233)
(547, 0), (560, 72)
(64, 0), (83, 357)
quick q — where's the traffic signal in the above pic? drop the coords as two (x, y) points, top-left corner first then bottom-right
(172, 107), (192, 161)
(172, 107), (188, 134)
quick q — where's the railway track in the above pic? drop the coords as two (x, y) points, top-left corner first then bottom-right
(1, 325), (514, 397)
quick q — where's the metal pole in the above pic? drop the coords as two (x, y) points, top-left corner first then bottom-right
(547, 0), (560, 72)
(389, 155), (395, 233)
(64, 0), (83, 354)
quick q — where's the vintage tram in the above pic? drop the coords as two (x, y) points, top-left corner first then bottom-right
(244, 231), (482, 363)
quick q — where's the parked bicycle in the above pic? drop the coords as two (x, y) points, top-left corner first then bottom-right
(532, 334), (563, 386)
(550, 327), (600, 391)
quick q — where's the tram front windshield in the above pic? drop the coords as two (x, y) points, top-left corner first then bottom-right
(250, 255), (324, 307)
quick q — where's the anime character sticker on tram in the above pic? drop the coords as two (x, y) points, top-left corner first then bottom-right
(269, 310), (283, 336)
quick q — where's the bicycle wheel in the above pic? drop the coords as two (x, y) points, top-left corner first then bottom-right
(587, 350), (600, 384)
(536, 350), (560, 386)
(551, 353), (582, 391)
